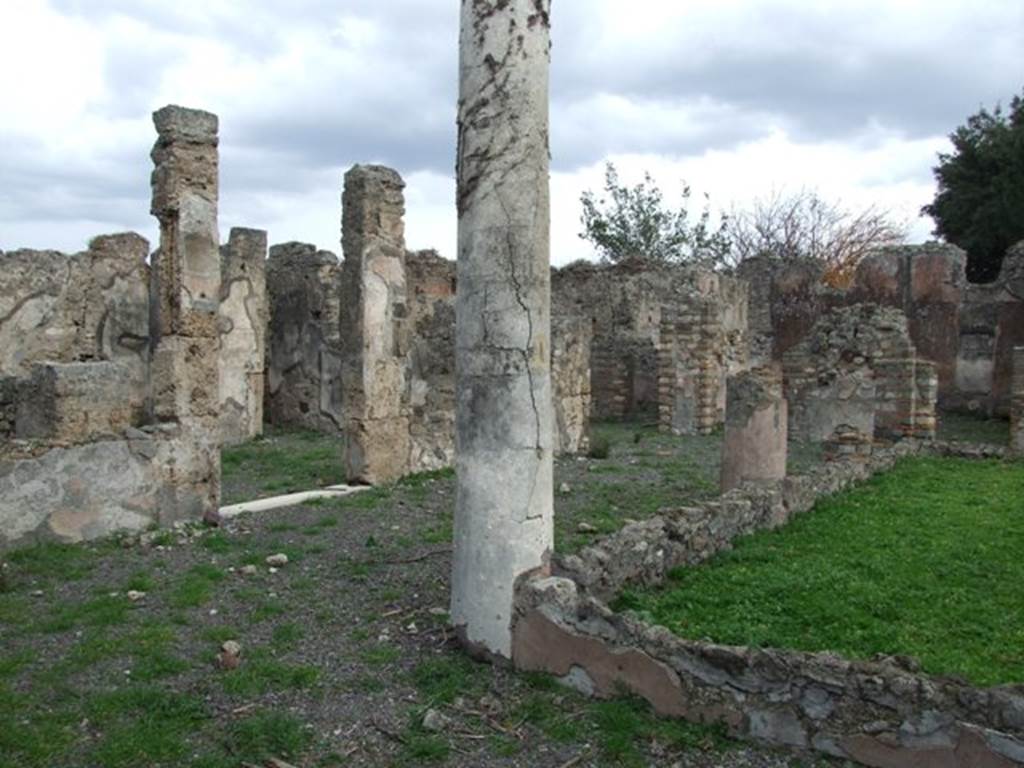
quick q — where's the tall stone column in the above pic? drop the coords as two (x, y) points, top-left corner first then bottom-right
(451, 0), (553, 659)
(149, 105), (222, 522)
(1012, 347), (1024, 454)
(340, 165), (411, 484)
(721, 367), (787, 493)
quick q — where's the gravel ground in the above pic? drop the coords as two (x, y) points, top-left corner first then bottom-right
(0, 424), (845, 767)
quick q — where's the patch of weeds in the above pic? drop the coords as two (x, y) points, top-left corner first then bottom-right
(250, 598), (289, 622)
(490, 734), (521, 757)
(84, 686), (207, 767)
(345, 674), (386, 694)
(410, 655), (487, 704)
(201, 532), (236, 554)
(335, 487), (393, 511)
(401, 731), (450, 763)
(225, 710), (312, 764)
(124, 570), (155, 593)
(271, 622), (304, 650)
(129, 623), (188, 681)
(399, 467), (455, 489)
(6, 541), (95, 582)
(514, 692), (578, 742)
(315, 514), (340, 528)
(0, 593), (30, 625)
(421, 519), (453, 545)
(361, 645), (401, 666)
(169, 563), (225, 609)
(221, 652), (319, 696)
(0, 686), (77, 766)
(587, 697), (728, 766)
(339, 558), (374, 581)
(269, 522), (298, 534)
(37, 594), (132, 633)
(202, 625), (242, 644)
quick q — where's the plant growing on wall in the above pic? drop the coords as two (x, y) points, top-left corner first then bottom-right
(922, 88), (1024, 283)
(726, 189), (908, 284)
(579, 162), (731, 265)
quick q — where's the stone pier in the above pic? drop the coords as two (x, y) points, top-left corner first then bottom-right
(340, 165), (411, 484)
(1013, 347), (1024, 454)
(452, 0), (554, 659)
(720, 367), (787, 493)
(149, 105), (222, 521)
(219, 227), (268, 445)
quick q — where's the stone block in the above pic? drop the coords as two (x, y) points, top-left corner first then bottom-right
(16, 362), (143, 443)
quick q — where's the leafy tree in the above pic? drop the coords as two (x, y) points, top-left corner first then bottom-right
(578, 162), (730, 265)
(727, 189), (908, 283)
(922, 90), (1024, 282)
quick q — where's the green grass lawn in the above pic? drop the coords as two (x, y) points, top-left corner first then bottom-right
(615, 457), (1024, 687)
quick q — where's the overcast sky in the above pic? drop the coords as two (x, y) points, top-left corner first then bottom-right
(1, 0), (1021, 265)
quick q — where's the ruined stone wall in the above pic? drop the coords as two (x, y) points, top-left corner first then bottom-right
(405, 249), (456, 472)
(0, 234), (151, 384)
(552, 317), (592, 455)
(219, 227), (267, 445)
(264, 243), (344, 434)
(851, 244), (966, 404)
(750, 242), (1024, 415)
(0, 106), (228, 547)
(552, 259), (748, 429)
(782, 305), (936, 443)
(990, 243), (1024, 418)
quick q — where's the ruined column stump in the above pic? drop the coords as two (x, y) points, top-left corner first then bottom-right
(451, 0), (554, 659)
(1012, 347), (1024, 454)
(720, 366), (787, 493)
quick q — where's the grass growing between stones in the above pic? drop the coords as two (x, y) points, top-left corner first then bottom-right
(616, 456), (1024, 687)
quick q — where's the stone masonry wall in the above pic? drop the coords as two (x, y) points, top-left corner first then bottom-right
(953, 239), (1024, 417)
(0, 234), (151, 384)
(782, 305), (936, 443)
(515, 439), (1022, 768)
(750, 242), (1024, 416)
(0, 105), (238, 547)
(219, 227), (268, 445)
(264, 243), (345, 434)
(552, 259), (748, 428)
(405, 249), (456, 473)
